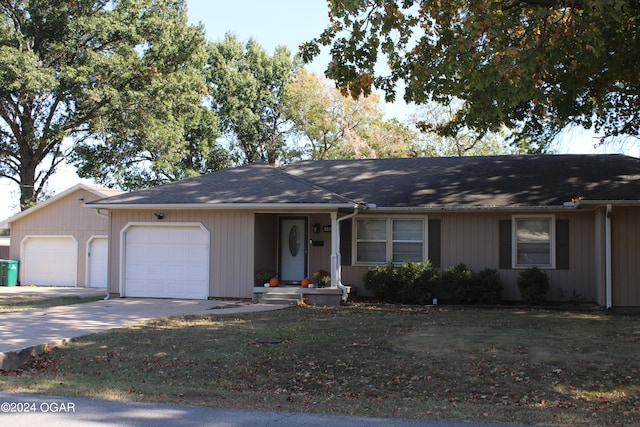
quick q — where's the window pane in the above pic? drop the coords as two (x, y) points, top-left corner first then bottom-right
(515, 218), (552, 266)
(517, 243), (551, 265)
(393, 220), (423, 241)
(516, 219), (550, 243)
(357, 220), (386, 240)
(357, 242), (387, 263)
(392, 242), (423, 263)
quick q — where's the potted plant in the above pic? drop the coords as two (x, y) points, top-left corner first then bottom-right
(311, 270), (331, 288)
(255, 268), (276, 287)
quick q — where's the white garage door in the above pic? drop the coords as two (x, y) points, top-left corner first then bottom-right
(123, 225), (209, 299)
(23, 237), (77, 286)
(88, 237), (108, 288)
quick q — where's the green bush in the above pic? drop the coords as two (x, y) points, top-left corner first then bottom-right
(475, 268), (503, 305)
(441, 264), (504, 304)
(441, 263), (476, 303)
(517, 267), (550, 305)
(363, 261), (438, 305)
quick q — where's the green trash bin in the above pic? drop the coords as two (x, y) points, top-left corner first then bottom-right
(0, 260), (18, 287)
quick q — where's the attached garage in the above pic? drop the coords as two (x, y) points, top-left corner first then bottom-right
(121, 224), (209, 299)
(22, 236), (78, 286)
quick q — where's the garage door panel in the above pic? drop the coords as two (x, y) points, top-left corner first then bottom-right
(88, 238), (108, 288)
(23, 237), (77, 287)
(124, 225), (209, 299)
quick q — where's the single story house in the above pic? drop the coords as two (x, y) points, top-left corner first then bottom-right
(87, 154), (640, 308)
(0, 183), (124, 288)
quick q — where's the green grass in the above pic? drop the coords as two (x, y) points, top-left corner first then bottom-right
(1, 305), (639, 426)
(0, 295), (104, 313)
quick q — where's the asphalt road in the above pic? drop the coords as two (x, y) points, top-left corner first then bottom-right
(0, 393), (545, 427)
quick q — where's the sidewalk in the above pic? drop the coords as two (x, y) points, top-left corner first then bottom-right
(0, 289), (288, 370)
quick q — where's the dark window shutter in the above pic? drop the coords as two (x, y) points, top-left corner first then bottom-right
(499, 220), (512, 269)
(428, 219), (441, 268)
(556, 220), (570, 270)
(339, 219), (352, 266)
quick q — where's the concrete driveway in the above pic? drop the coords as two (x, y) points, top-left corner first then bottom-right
(0, 287), (287, 370)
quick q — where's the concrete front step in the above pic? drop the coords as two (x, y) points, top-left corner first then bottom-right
(253, 286), (351, 306)
(259, 292), (303, 306)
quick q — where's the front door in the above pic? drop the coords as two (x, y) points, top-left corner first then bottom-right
(279, 217), (308, 283)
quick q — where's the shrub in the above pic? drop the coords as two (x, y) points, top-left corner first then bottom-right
(441, 264), (504, 304)
(475, 268), (503, 305)
(363, 261), (438, 305)
(441, 263), (476, 304)
(517, 267), (550, 305)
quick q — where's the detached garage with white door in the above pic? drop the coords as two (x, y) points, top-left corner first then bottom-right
(121, 224), (210, 299)
(22, 236), (78, 286)
(0, 184), (123, 288)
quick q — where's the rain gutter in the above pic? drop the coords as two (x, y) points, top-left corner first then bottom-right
(332, 203), (369, 302)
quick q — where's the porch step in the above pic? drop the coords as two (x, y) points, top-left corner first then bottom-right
(259, 292), (303, 306)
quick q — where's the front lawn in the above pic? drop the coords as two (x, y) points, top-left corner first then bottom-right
(1, 305), (638, 425)
(0, 294), (104, 313)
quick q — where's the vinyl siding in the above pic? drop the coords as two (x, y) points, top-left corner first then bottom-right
(611, 207), (640, 307)
(9, 188), (110, 287)
(109, 210), (254, 299)
(342, 211), (599, 303)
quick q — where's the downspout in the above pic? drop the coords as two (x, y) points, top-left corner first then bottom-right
(605, 204), (612, 309)
(331, 205), (362, 302)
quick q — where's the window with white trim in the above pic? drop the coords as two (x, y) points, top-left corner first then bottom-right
(513, 216), (555, 268)
(355, 218), (425, 264)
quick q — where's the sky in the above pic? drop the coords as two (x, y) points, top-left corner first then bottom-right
(0, 0), (637, 221)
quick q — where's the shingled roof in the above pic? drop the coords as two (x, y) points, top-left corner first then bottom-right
(89, 154), (640, 210)
(88, 162), (357, 208)
(283, 154), (640, 208)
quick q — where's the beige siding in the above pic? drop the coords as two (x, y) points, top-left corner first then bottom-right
(9, 188), (110, 287)
(342, 211), (599, 303)
(611, 207), (640, 307)
(109, 210), (254, 299)
(308, 213), (332, 276)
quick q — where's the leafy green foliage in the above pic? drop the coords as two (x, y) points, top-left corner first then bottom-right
(363, 261), (438, 304)
(0, 0), (215, 204)
(442, 263), (476, 304)
(302, 0), (640, 150)
(475, 268), (504, 305)
(517, 267), (550, 305)
(207, 34), (301, 165)
(441, 264), (504, 304)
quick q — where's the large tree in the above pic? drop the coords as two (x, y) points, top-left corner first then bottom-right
(411, 100), (519, 157)
(285, 69), (418, 159)
(301, 0), (640, 151)
(207, 34), (300, 165)
(0, 0), (211, 208)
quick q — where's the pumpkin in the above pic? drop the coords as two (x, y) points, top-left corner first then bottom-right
(269, 277), (279, 287)
(301, 278), (311, 288)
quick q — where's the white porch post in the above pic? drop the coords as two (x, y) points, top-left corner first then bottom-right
(330, 211), (339, 288)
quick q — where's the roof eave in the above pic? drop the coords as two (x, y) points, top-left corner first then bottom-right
(573, 199), (640, 209)
(366, 205), (578, 212)
(84, 202), (359, 210)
